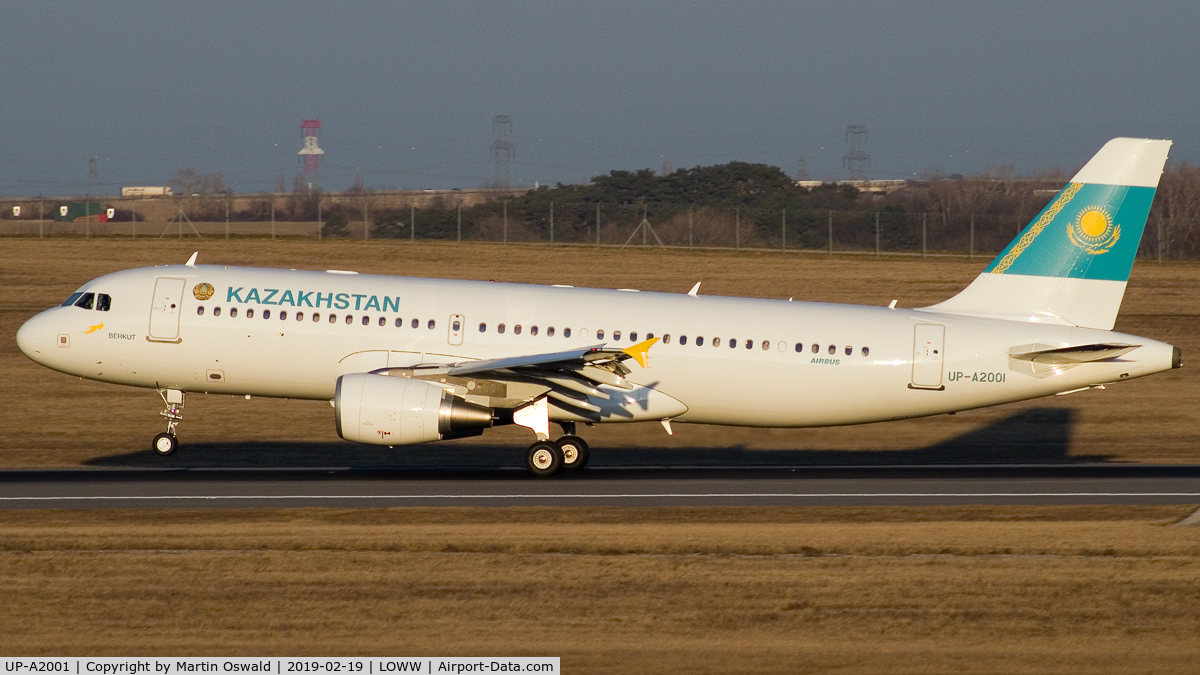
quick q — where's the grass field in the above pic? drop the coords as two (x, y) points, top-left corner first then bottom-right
(1, 506), (1199, 673)
(1, 239), (1198, 467)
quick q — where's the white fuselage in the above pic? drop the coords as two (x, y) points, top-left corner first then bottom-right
(16, 264), (1178, 430)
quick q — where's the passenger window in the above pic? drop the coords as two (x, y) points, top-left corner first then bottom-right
(96, 294), (111, 312)
(514, 325), (522, 335)
(197, 306), (204, 316)
(795, 343), (803, 352)
(262, 310), (270, 319)
(862, 347), (870, 357)
(280, 311), (287, 320)
(230, 308), (238, 318)
(762, 340), (769, 350)
(729, 338), (737, 349)
(213, 307), (221, 317)
(547, 327), (555, 337)
(828, 345), (836, 355)
(679, 336), (688, 345)
(646, 333), (654, 340)
(362, 316), (370, 326)
(845, 346), (852, 356)
(479, 322), (487, 332)
(613, 331), (621, 341)
(563, 328), (571, 338)
(630, 332), (638, 342)
(811, 344), (819, 354)
(530, 325), (538, 336)
(452, 320), (461, 331)
(246, 308), (255, 319)
(745, 339), (753, 349)
(396, 318), (403, 328)
(74, 293), (95, 310)
(345, 315), (352, 325)
(61, 292), (83, 307)
(328, 314), (336, 323)
(428, 319), (435, 329)
(696, 336), (704, 346)
(498, 324), (506, 334)
(596, 329), (604, 340)
(712, 337), (720, 347)
(662, 334), (670, 344)
(411, 318), (419, 329)
(296, 312), (303, 321)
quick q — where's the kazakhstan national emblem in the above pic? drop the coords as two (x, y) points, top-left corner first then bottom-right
(1067, 207), (1121, 255)
(192, 282), (215, 301)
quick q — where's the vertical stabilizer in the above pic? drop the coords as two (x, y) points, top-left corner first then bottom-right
(922, 138), (1171, 330)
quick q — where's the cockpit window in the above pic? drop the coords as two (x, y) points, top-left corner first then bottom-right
(73, 293), (95, 310)
(96, 294), (111, 312)
(61, 292), (83, 307)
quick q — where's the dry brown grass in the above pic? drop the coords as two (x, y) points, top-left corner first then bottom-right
(1, 506), (1199, 673)
(2, 239), (1198, 467)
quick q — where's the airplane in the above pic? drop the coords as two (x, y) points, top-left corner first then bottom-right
(16, 137), (1179, 476)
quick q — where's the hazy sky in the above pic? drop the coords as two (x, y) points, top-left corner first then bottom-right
(2, 1), (1198, 195)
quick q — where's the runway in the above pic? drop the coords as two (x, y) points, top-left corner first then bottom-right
(1, 465), (1199, 508)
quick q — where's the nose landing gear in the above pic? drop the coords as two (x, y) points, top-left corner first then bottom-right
(153, 389), (184, 456)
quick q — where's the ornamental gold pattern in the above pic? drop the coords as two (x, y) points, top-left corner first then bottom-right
(991, 182), (1084, 274)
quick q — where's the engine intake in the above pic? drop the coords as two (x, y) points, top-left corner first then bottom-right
(335, 373), (493, 445)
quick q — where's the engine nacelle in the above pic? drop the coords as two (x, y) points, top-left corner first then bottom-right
(335, 373), (494, 446)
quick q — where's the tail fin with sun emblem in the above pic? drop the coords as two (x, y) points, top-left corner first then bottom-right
(921, 137), (1172, 330)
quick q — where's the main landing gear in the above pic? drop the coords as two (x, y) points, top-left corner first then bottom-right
(152, 389), (184, 457)
(523, 423), (591, 477)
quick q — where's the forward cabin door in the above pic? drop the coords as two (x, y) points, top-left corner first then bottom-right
(910, 324), (945, 390)
(148, 277), (186, 342)
(447, 314), (465, 346)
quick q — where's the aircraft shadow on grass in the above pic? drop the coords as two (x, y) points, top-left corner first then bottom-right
(85, 407), (1113, 470)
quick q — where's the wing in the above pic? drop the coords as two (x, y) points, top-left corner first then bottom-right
(373, 338), (661, 415)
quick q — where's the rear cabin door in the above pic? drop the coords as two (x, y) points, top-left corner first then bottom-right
(910, 324), (945, 390)
(447, 314), (465, 346)
(148, 277), (186, 342)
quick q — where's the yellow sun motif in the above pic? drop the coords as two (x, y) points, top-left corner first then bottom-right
(192, 283), (214, 301)
(1068, 206), (1120, 255)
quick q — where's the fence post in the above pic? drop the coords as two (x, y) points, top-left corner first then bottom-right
(225, 199), (229, 240)
(689, 205), (693, 251)
(410, 203), (415, 241)
(781, 208), (786, 251)
(828, 210), (833, 254)
(549, 201), (554, 245)
(596, 202), (601, 245)
(969, 215), (975, 258)
(875, 211), (880, 256)
(735, 207), (740, 252)
(503, 200), (508, 244)
(922, 212), (926, 257)
(457, 204), (461, 243)
(270, 199), (275, 240)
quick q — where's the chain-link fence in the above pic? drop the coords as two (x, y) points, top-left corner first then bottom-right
(0, 194), (1192, 261)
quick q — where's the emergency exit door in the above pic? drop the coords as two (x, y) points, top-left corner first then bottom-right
(910, 324), (945, 390)
(148, 277), (186, 342)
(447, 314), (465, 346)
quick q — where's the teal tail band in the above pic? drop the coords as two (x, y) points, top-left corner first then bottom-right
(984, 182), (1156, 282)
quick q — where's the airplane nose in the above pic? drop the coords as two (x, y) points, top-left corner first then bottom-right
(16, 311), (49, 363)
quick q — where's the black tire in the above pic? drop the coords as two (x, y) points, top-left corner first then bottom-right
(152, 432), (178, 457)
(525, 441), (563, 477)
(557, 435), (590, 470)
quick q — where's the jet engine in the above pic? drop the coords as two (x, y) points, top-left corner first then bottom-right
(335, 373), (494, 445)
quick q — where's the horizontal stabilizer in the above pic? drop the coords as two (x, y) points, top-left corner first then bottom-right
(1008, 343), (1138, 364)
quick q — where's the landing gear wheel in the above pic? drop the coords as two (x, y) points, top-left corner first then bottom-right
(152, 432), (178, 457)
(557, 435), (590, 471)
(525, 441), (563, 477)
